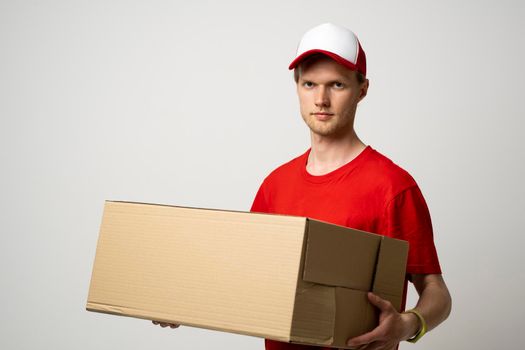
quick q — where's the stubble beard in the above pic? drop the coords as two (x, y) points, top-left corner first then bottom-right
(302, 111), (355, 138)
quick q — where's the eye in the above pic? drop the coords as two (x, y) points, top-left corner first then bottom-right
(303, 81), (314, 88)
(333, 82), (345, 89)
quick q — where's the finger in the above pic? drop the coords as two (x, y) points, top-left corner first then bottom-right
(160, 323), (168, 328)
(347, 341), (376, 350)
(169, 324), (179, 329)
(152, 320), (159, 325)
(367, 292), (393, 312)
(347, 327), (384, 347)
(357, 342), (385, 350)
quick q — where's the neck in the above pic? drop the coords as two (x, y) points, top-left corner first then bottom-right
(307, 131), (366, 176)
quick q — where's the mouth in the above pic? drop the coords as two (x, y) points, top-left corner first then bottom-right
(312, 112), (334, 121)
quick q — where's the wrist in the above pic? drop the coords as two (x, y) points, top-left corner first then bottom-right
(401, 311), (420, 341)
(404, 309), (427, 343)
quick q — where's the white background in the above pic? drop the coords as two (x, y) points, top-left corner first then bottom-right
(1, 1), (524, 349)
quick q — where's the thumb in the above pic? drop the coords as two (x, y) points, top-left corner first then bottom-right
(367, 292), (392, 312)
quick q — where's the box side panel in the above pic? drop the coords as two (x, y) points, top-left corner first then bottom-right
(372, 237), (409, 311)
(87, 201), (307, 341)
(302, 220), (381, 291)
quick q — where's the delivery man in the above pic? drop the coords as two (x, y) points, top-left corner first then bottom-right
(154, 23), (452, 350)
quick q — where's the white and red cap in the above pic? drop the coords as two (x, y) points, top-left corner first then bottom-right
(288, 23), (367, 76)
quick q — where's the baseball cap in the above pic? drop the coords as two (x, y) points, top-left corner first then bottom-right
(288, 23), (367, 76)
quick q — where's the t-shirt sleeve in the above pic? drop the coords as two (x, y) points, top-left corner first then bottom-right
(250, 181), (269, 213)
(383, 185), (442, 275)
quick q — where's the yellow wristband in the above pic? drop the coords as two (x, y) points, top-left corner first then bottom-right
(405, 309), (427, 343)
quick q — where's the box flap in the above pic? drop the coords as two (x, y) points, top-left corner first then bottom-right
(289, 281), (335, 345)
(372, 236), (408, 311)
(290, 286), (379, 349)
(332, 287), (377, 348)
(302, 219), (381, 291)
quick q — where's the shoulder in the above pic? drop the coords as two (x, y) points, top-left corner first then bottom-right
(361, 147), (419, 198)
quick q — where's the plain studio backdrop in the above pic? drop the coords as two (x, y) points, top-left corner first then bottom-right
(1, 0), (524, 349)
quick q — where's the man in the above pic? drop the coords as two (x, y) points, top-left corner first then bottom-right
(154, 22), (451, 350)
(249, 23), (451, 350)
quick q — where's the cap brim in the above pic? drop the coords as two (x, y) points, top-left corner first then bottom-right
(288, 49), (359, 72)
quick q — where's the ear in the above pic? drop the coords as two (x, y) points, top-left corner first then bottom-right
(358, 79), (369, 102)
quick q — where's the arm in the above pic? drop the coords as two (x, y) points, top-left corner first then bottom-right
(410, 273), (452, 332)
(346, 273), (451, 350)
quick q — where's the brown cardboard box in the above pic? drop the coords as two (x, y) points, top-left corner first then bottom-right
(86, 201), (408, 349)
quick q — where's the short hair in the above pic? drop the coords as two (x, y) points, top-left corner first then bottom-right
(293, 53), (366, 85)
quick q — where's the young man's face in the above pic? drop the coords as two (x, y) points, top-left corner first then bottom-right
(296, 57), (368, 139)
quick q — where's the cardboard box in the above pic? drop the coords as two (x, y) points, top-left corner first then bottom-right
(87, 201), (408, 348)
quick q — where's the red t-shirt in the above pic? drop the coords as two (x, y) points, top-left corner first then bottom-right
(250, 146), (441, 350)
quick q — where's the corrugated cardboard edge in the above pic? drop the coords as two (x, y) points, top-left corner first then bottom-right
(86, 302), (291, 341)
(105, 200), (300, 219)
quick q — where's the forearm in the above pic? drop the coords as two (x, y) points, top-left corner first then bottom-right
(410, 274), (452, 332)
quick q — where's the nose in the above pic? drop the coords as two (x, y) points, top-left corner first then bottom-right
(314, 86), (330, 108)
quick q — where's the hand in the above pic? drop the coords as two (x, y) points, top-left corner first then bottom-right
(346, 292), (419, 350)
(152, 320), (181, 329)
